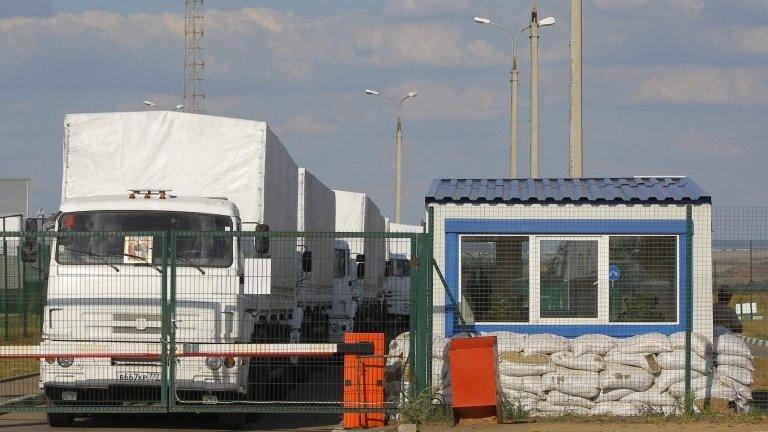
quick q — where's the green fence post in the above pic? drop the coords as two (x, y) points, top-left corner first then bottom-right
(684, 205), (694, 414)
(3, 218), (8, 341)
(161, 231), (169, 409)
(19, 240), (27, 338)
(168, 231), (177, 412)
(412, 233), (431, 395)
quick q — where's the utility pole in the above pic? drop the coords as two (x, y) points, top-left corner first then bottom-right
(395, 114), (403, 223)
(184, 0), (205, 113)
(529, 0), (540, 178)
(510, 57), (519, 178)
(569, 0), (583, 178)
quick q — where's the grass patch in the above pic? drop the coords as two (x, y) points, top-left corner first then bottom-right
(399, 389), (452, 426)
(0, 358), (38, 380)
(0, 313), (42, 345)
(530, 407), (768, 425)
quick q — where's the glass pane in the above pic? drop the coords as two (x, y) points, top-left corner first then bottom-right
(609, 236), (677, 322)
(540, 240), (598, 318)
(460, 236), (529, 322)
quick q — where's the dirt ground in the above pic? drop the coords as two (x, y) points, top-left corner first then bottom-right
(420, 421), (768, 432)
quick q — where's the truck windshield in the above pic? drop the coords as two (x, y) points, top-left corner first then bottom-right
(390, 258), (411, 277)
(56, 211), (233, 267)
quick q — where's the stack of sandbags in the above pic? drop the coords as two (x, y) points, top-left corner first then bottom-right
(713, 331), (753, 407)
(385, 332), (410, 408)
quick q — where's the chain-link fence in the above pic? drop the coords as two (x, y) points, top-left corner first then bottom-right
(0, 229), (430, 428)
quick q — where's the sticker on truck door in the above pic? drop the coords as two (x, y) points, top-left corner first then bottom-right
(124, 236), (153, 263)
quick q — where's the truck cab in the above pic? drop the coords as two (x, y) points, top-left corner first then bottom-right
(41, 193), (257, 405)
(328, 240), (365, 343)
(384, 253), (411, 318)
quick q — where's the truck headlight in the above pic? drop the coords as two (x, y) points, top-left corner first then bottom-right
(224, 357), (236, 369)
(205, 357), (223, 370)
(57, 357), (74, 368)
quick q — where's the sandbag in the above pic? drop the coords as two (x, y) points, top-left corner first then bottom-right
(620, 390), (678, 407)
(652, 369), (704, 392)
(604, 351), (660, 373)
(502, 389), (544, 401)
(618, 333), (672, 354)
(716, 353), (755, 371)
(546, 390), (596, 409)
(550, 351), (605, 372)
(714, 333), (751, 357)
(482, 331), (526, 353)
(499, 374), (544, 396)
(669, 332), (711, 358)
(542, 369), (600, 399)
(594, 388), (633, 403)
(717, 364), (754, 385)
(694, 381), (737, 401)
(523, 334), (570, 355)
(501, 394), (537, 412)
(498, 352), (556, 376)
(590, 401), (641, 416)
(571, 334), (617, 356)
(536, 400), (590, 415)
(599, 364), (654, 392)
(657, 349), (712, 373)
(716, 373), (753, 401)
(668, 376), (709, 397)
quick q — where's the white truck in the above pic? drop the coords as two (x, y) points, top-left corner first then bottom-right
(384, 222), (422, 320)
(332, 190), (386, 334)
(41, 111), (301, 426)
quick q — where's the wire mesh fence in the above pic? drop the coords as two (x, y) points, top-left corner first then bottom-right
(0, 229), (428, 424)
(426, 202), (757, 419)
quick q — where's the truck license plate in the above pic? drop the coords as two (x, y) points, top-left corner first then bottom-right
(118, 372), (161, 382)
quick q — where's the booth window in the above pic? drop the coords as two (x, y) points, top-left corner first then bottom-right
(608, 235), (677, 322)
(540, 240), (598, 319)
(460, 236), (529, 322)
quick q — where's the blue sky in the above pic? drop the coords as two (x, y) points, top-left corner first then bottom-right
(2, 0), (768, 224)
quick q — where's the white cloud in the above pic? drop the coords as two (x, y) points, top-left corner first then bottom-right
(632, 66), (768, 104)
(729, 26), (768, 55)
(593, 0), (705, 17)
(385, 0), (471, 17)
(278, 115), (337, 134)
(384, 81), (504, 121)
(677, 130), (748, 157)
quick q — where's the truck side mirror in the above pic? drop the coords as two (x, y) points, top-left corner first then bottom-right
(302, 250), (312, 273)
(356, 254), (366, 263)
(384, 260), (391, 277)
(356, 261), (365, 279)
(254, 224), (269, 256)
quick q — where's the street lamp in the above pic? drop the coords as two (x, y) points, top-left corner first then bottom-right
(143, 100), (185, 111)
(474, 11), (555, 178)
(363, 88), (418, 223)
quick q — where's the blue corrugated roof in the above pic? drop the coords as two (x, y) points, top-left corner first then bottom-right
(425, 177), (710, 205)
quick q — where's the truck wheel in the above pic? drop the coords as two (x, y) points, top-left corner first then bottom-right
(217, 412), (246, 430)
(46, 412), (74, 427)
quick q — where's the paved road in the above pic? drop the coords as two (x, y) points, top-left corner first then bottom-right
(0, 412), (342, 431)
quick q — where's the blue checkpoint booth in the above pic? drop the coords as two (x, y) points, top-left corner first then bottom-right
(425, 177), (713, 343)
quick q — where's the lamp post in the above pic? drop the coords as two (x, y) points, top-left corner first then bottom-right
(364, 89), (418, 223)
(143, 100), (185, 111)
(474, 10), (554, 178)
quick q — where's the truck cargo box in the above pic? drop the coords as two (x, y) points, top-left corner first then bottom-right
(333, 190), (386, 299)
(297, 168), (335, 297)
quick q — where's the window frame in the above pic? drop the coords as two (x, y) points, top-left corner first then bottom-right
(457, 233), (679, 326)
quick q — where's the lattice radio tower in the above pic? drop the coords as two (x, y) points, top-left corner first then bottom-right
(183, 0), (205, 113)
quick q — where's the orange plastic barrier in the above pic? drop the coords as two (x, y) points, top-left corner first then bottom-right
(342, 332), (384, 429)
(448, 335), (500, 424)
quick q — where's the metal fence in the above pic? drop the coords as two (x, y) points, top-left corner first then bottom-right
(0, 230), (431, 427)
(1, 205), (766, 423)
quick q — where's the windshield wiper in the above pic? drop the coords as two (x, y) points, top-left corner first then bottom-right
(174, 256), (206, 275)
(61, 247), (120, 272)
(105, 251), (162, 274)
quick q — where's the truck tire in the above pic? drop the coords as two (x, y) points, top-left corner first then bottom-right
(46, 412), (74, 427)
(217, 412), (246, 430)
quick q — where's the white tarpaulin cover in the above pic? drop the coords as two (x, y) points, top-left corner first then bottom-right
(333, 190), (386, 298)
(297, 168), (335, 292)
(62, 111), (298, 232)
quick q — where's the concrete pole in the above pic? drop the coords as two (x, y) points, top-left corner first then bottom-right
(395, 113), (403, 223)
(510, 60), (519, 178)
(529, 0), (540, 178)
(569, 0), (583, 178)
